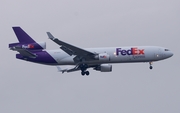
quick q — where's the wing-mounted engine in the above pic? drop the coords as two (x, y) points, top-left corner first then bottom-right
(94, 53), (110, 61)
(94, 64), (112, 72)
(9, 42), (46, 50)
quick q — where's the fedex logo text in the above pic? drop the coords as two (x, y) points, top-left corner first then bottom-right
(22, 44), (34, 49)
(116, 47), (144, 56)
(100, 55), (107, 58)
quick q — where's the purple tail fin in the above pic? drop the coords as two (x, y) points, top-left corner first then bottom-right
(9, 27), (45, 50)
(12, 27), (36, 43)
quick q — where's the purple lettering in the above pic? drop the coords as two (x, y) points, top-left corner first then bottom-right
(116, 47), (145, 56)
(121, 50), (126, 55)
(116, 48), (121, 55)
(127, 49), (132, 55)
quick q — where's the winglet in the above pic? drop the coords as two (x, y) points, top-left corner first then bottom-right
(47, 32), (56, 40)
(56, 66), (62, 72)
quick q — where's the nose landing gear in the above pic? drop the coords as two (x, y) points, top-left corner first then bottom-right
(149, 62), (153, 69)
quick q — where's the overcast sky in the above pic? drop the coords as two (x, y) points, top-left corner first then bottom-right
(0, 0), (180, 113)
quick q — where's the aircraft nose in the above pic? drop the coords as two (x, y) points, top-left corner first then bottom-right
(163, 48), (173, 59)
(166, 51), (173, 58)
(169, 51), (173, 57)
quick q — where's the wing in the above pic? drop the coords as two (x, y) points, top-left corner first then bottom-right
(47, 32), (97, 62)
(56, 64), (99, 73)
(56, 66), (81, 73)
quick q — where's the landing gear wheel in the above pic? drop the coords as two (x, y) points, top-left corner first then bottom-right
(81, 71), (90, 76)
(81, 71), (85, 76)
(150, 66), (153, 69)
(80, 63), (89, 76)
(86, 71), (89, 75)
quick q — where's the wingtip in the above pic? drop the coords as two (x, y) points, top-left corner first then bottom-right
(56, 66), (62, 71)
(47, 32), (55, 40)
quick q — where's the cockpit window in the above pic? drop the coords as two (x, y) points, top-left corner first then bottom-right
(165, 49), (169, 51)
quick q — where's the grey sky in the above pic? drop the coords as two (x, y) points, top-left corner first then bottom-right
(0, 0), (180, 113)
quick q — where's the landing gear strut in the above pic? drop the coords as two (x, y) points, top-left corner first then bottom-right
(80, 64), (90, 76)
(149, 62), (153, 69)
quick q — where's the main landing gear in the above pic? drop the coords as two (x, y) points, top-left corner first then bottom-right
(81, 71), (89, 76)
(149, 62), (153, 69)
(80, 64), (90, 76)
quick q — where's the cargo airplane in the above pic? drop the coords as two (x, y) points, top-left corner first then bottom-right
(9, 27), (173, 75)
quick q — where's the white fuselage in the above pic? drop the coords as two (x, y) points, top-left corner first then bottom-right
(45, 46), (173, 65)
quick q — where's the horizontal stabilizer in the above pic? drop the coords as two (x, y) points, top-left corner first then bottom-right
(11, 47), (37, 58)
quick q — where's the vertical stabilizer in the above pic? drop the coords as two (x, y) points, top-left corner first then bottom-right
(9, 27), (44, 50)
(12, 27), (36, 43)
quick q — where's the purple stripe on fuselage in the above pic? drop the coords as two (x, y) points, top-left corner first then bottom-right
(16, 51), (58, 65)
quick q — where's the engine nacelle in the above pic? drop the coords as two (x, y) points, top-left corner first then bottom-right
(94, 64), (112, 72)
(35, 42), (46, 49)
(9, 42), (46, 50)
(94, 53), (110, 61)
